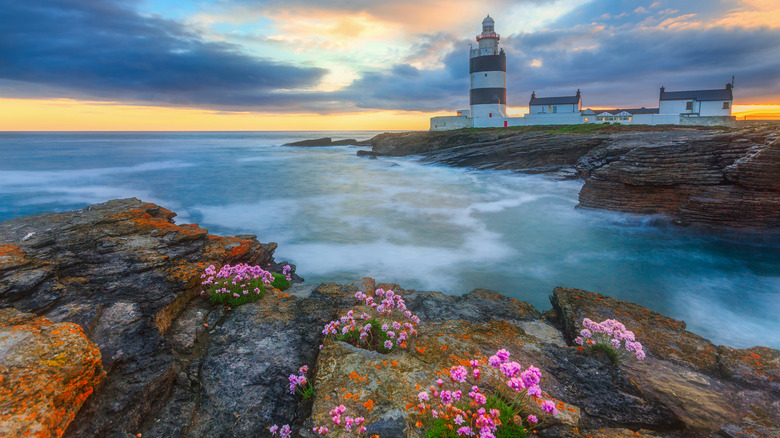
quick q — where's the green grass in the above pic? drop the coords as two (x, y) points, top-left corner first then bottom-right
(337, 319), (394, 354)
(454, 123), (734, 135)
(591, 343), (622, 364)
(422, 395), (528, 438)
(205, 277), (267, 308)
(271, 273), (292, 291)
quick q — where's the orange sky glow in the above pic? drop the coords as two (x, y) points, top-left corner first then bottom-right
(1, 99), (777, 131)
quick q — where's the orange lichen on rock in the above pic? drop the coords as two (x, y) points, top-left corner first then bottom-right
(0, 308), (104, 438)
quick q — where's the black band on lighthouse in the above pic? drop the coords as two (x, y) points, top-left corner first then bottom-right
(470, 88), (507, 105)
(469, 54), (506, 73)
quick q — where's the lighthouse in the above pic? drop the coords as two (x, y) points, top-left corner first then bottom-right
(470, 15), (507, 120)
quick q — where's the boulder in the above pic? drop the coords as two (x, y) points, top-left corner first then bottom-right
(0, 308), (103, 437)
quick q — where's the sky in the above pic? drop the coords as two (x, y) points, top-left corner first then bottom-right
(1, 0), (779, 130)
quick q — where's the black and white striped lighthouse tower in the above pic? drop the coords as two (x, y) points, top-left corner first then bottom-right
(470, 15), (507, 121)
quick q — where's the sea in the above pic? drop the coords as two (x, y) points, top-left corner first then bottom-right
(1, 131), (779, 349)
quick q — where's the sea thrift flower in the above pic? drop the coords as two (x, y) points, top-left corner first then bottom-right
(384, 340), (393, 349)
(495, 349), (511, 362)
(527, 414), (538, 424)
(541, 400), (557, 415)
(418, 391), (429, 401)
(450, 365), (468, 383)
(457, 426), (473, 436)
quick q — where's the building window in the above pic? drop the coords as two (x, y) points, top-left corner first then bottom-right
(723, 102), (730, 109)
(686, 102), (693, 111)
(553, 106), (557, 113)
(489, 113), (492, 117)
(584, 117), (589, 122)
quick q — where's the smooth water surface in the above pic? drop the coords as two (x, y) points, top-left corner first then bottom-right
(1, 131), (778, 349)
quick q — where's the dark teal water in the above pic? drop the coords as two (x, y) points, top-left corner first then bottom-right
(1, 132), (778, 349)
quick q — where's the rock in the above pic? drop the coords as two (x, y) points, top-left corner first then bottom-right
(2, 201), (779, 437)
(284, 138), (370, 147)
(578, 128), (780, 228)
(365, 124), (780, 229)
(0, 308), (104, 437)
(0, 199), (285, 436)
(550, 287), (720, 375)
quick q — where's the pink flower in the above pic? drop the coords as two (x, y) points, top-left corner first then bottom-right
(454, 414), (465, 425)
(541, 400), (557, 415)
(527, 414), (538, 424)
(580, 328), (592, 338)
(450, 365), (468, 383)
(527, 384), (541, 398)
(436, 378), (444, 386)
(457, 426), (473, 436)
(575, 336), (584, 345)
(384, 340), (393, 349)
(269, 425), (279, 435)
(495, 349), (511, 362)
(418, 391), (429, 401)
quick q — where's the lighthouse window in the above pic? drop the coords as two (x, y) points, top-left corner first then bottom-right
(723, 102), (730, 109)
(686, 102), (693, 110)
(484, 73), (487, 77)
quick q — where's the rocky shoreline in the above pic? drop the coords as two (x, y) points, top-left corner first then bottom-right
(357, 124), (780, 229)
(0, 199), (778, 437)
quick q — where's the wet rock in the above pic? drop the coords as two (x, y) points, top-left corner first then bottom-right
(0, 308), (104, 437)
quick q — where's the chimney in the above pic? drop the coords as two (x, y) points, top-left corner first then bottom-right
(726, 83), (732, 90)
(660, 86), (665, 98)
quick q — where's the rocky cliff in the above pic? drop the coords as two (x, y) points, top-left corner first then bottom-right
(0, 200), (777, 437)
(364, 124), (780, 229)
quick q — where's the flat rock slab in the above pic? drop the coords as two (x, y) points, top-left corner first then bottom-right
(0, 308), (104, 437)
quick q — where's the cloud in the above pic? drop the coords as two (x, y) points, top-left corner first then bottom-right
(0, 0), (327, 109)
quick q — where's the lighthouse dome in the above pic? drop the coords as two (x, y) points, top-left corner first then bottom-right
(482, 15), (495, 33)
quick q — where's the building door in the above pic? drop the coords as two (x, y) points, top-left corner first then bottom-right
(504, 121), (508, 127)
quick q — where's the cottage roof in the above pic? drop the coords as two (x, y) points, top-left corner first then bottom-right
(596, 108), (660, 115)
(660, 87), (732, 101)
(529, 95), (580, 105)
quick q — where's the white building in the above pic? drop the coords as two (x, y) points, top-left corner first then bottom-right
(430, 16), (736, 131)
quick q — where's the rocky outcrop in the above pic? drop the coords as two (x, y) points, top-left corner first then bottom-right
(0, 199), (295, 437)
(0, 308), (103, 437)
(578, 128), (780, 228)
(362, 123), (780, 229)
(285, 138), (370, 147)
(1, 201), (778, 437)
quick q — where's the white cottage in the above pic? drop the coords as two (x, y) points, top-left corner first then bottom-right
(658, 84), (734, 117)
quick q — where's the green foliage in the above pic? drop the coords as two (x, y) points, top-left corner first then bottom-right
(338, 319), (394, 354)
(421, 395), (528, 437)
(271, 273), (292, 291)
(296, 382), (314, 399)
(484, 395), (528, 438)
(591, 343), (622, 364)
(206, 279), (267, 308)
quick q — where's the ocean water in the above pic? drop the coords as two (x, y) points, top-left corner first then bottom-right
(1, 131), (779, 349)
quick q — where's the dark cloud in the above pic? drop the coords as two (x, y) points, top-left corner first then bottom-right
(2, 0), (779, 114)
(0, 0), (327, 109)
(500, 24), (780, 107)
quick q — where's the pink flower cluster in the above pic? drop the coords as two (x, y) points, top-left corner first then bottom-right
(199, 263), (273, 299)
(282, 264), (292, 281)
(288, 365), (309, 395)
(414, 349), (557, 437)
(574, 318), (646, 361)
(312, 405), (367, 436)
(269, 424), (291, 438)
(321, 288), (420, 352)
